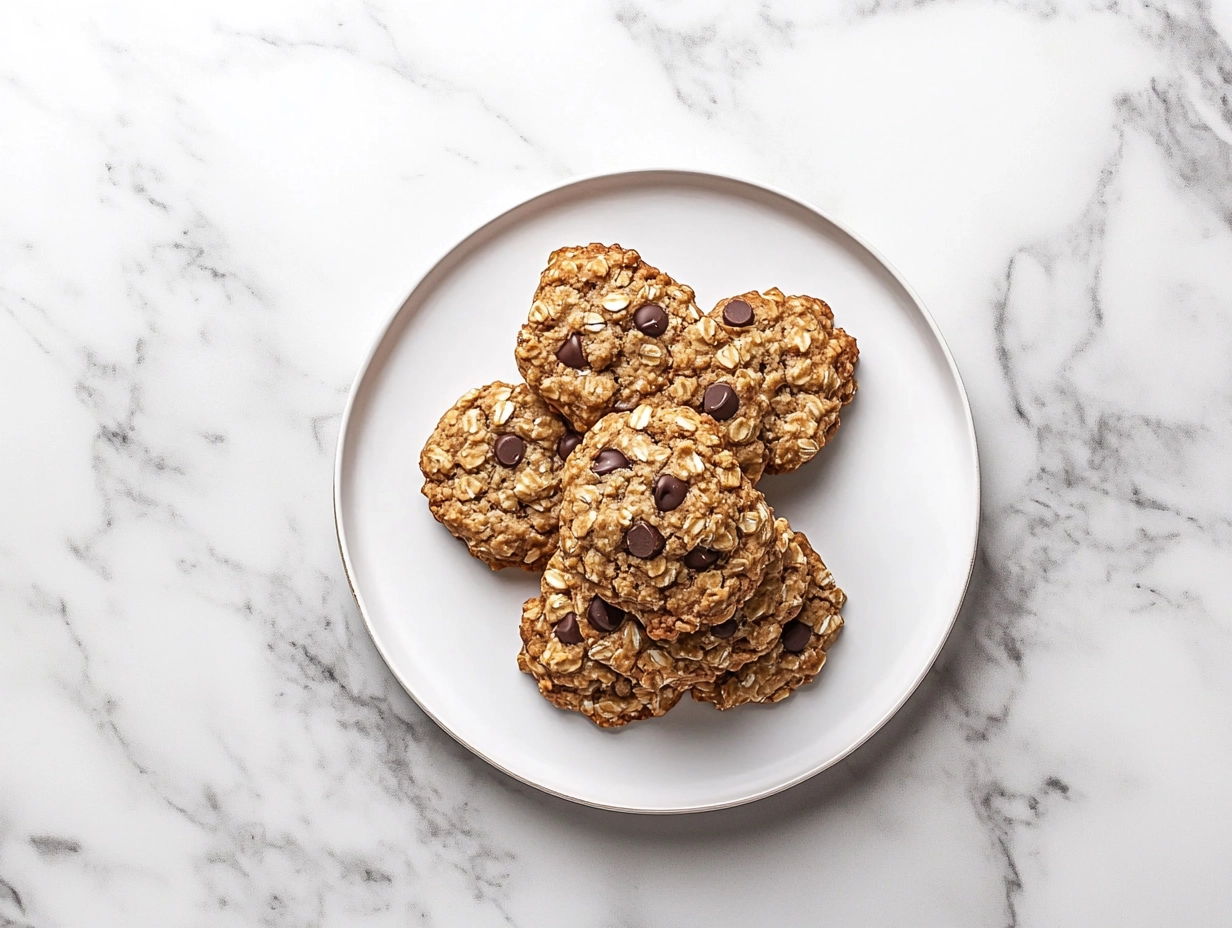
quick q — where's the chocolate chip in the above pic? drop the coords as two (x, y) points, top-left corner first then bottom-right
(722, 298), (754, 327)
(592, 448), (630, 475)
(625, 521), (665, 559)
(702, 383), (739, 421)
(493, 434), (525, 466)
(632, 303), (669, 337)
(557, 430), (582, 460)
(683, 547), (720, 570)
(586, 598), (625, 633)
(780, 620), (812, 653)
(556, 333), (586, 369)
(710, 618), (738, 639)
(553, 612), (583, 644)
(653, 474), (687, 511)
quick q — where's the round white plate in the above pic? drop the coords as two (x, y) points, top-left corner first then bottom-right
(335, 170), (979, 813)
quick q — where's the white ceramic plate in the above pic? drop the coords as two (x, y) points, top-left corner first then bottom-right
(335, 170), (979, 813)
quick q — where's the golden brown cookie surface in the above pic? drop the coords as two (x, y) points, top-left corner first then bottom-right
(420, 381), (574, 570)
(515, 244), (701, 430)
(691, 531), (845, 709)
(517, 594), (682, 727)
(552, 404), (777, 640)
(670, 289), (858, 476)
(542, 519), (813, 692)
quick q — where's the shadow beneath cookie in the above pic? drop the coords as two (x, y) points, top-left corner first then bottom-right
(489, 562), (543, 594)
(755, 395), (866, 524)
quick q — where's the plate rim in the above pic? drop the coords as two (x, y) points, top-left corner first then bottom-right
(333, 168), (981, 814)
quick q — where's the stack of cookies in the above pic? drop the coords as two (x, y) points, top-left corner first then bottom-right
(419, 244), (858, 726)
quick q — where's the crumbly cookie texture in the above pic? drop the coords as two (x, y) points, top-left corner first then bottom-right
(665, 291), (777, 482)
(542, 519), (812, 691)
(420, 381), (574, 571)
(515, 244), (702, 431)
(669, 288), (859, 476)
(647, 519), (812, 687)
(517, 594), (682, 727)
(553, 404), (777, 640)
(537, 550), (719, 692)
(691, 531), (845, 709)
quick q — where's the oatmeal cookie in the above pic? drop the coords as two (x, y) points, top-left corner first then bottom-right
(691, 531), (845, 709)
(554, 403), (778, 640)
(538, 551), (717, 691)
(514, 244), (702, 430)
(420, 381), (578, 570)
(542, 519), (812, 691)
(668, 288), (858, 477)
(643, 519), (812, 687)
(517, 595), (682, 727)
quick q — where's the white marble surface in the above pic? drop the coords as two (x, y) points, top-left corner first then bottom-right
(2, 0), (1230, 924)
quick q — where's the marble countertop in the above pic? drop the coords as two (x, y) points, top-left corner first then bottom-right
(3, 1), (1230, 925)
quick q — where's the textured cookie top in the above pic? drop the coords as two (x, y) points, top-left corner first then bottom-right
(419, 381), (573, 571)
(652, 519), (812, 684)
(540, 518), (811, 692)
(538, 550), (715, 692)
(670, 288), (859, 476)
(665, 290), (778, 482)
(553, 403), (777, 639)
(517, 594), (682, 727)
(514, 243), (701, 430)
(692, 531), (846, 709)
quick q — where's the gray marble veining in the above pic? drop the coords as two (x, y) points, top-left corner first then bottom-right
(2, 1), (1230, 925)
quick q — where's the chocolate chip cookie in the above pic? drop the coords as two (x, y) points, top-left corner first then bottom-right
(669, 288), (859, 477)
(541, 518), (811, 692)
(537, 555), (668, 680)
(420, 381), (578, 570)
(517, 594), (682, 727)
(691, 532), (845, 709)
(641, 518), (813, 688)
(514, 244), (702, 430)
(554, 403), (778, 640)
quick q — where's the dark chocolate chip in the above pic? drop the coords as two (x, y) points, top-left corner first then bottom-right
(557, 430), (582, 460)
(592, 448), (630, 475)
(710, 618), (738, 639)
(702, 383), (739, 421)
(632, 303), (669, 337)
(556, 333), (586, 369)
(554, 612), (583, 644)
(722, 298), (754, 327)
(653, 474), (688, 512)
(625, 521), (665, 559)
(780, 620), (812, 653)
(683, 547), (720, 570)
(493, 434), (525, 466)
(586, 598), (625, 633)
